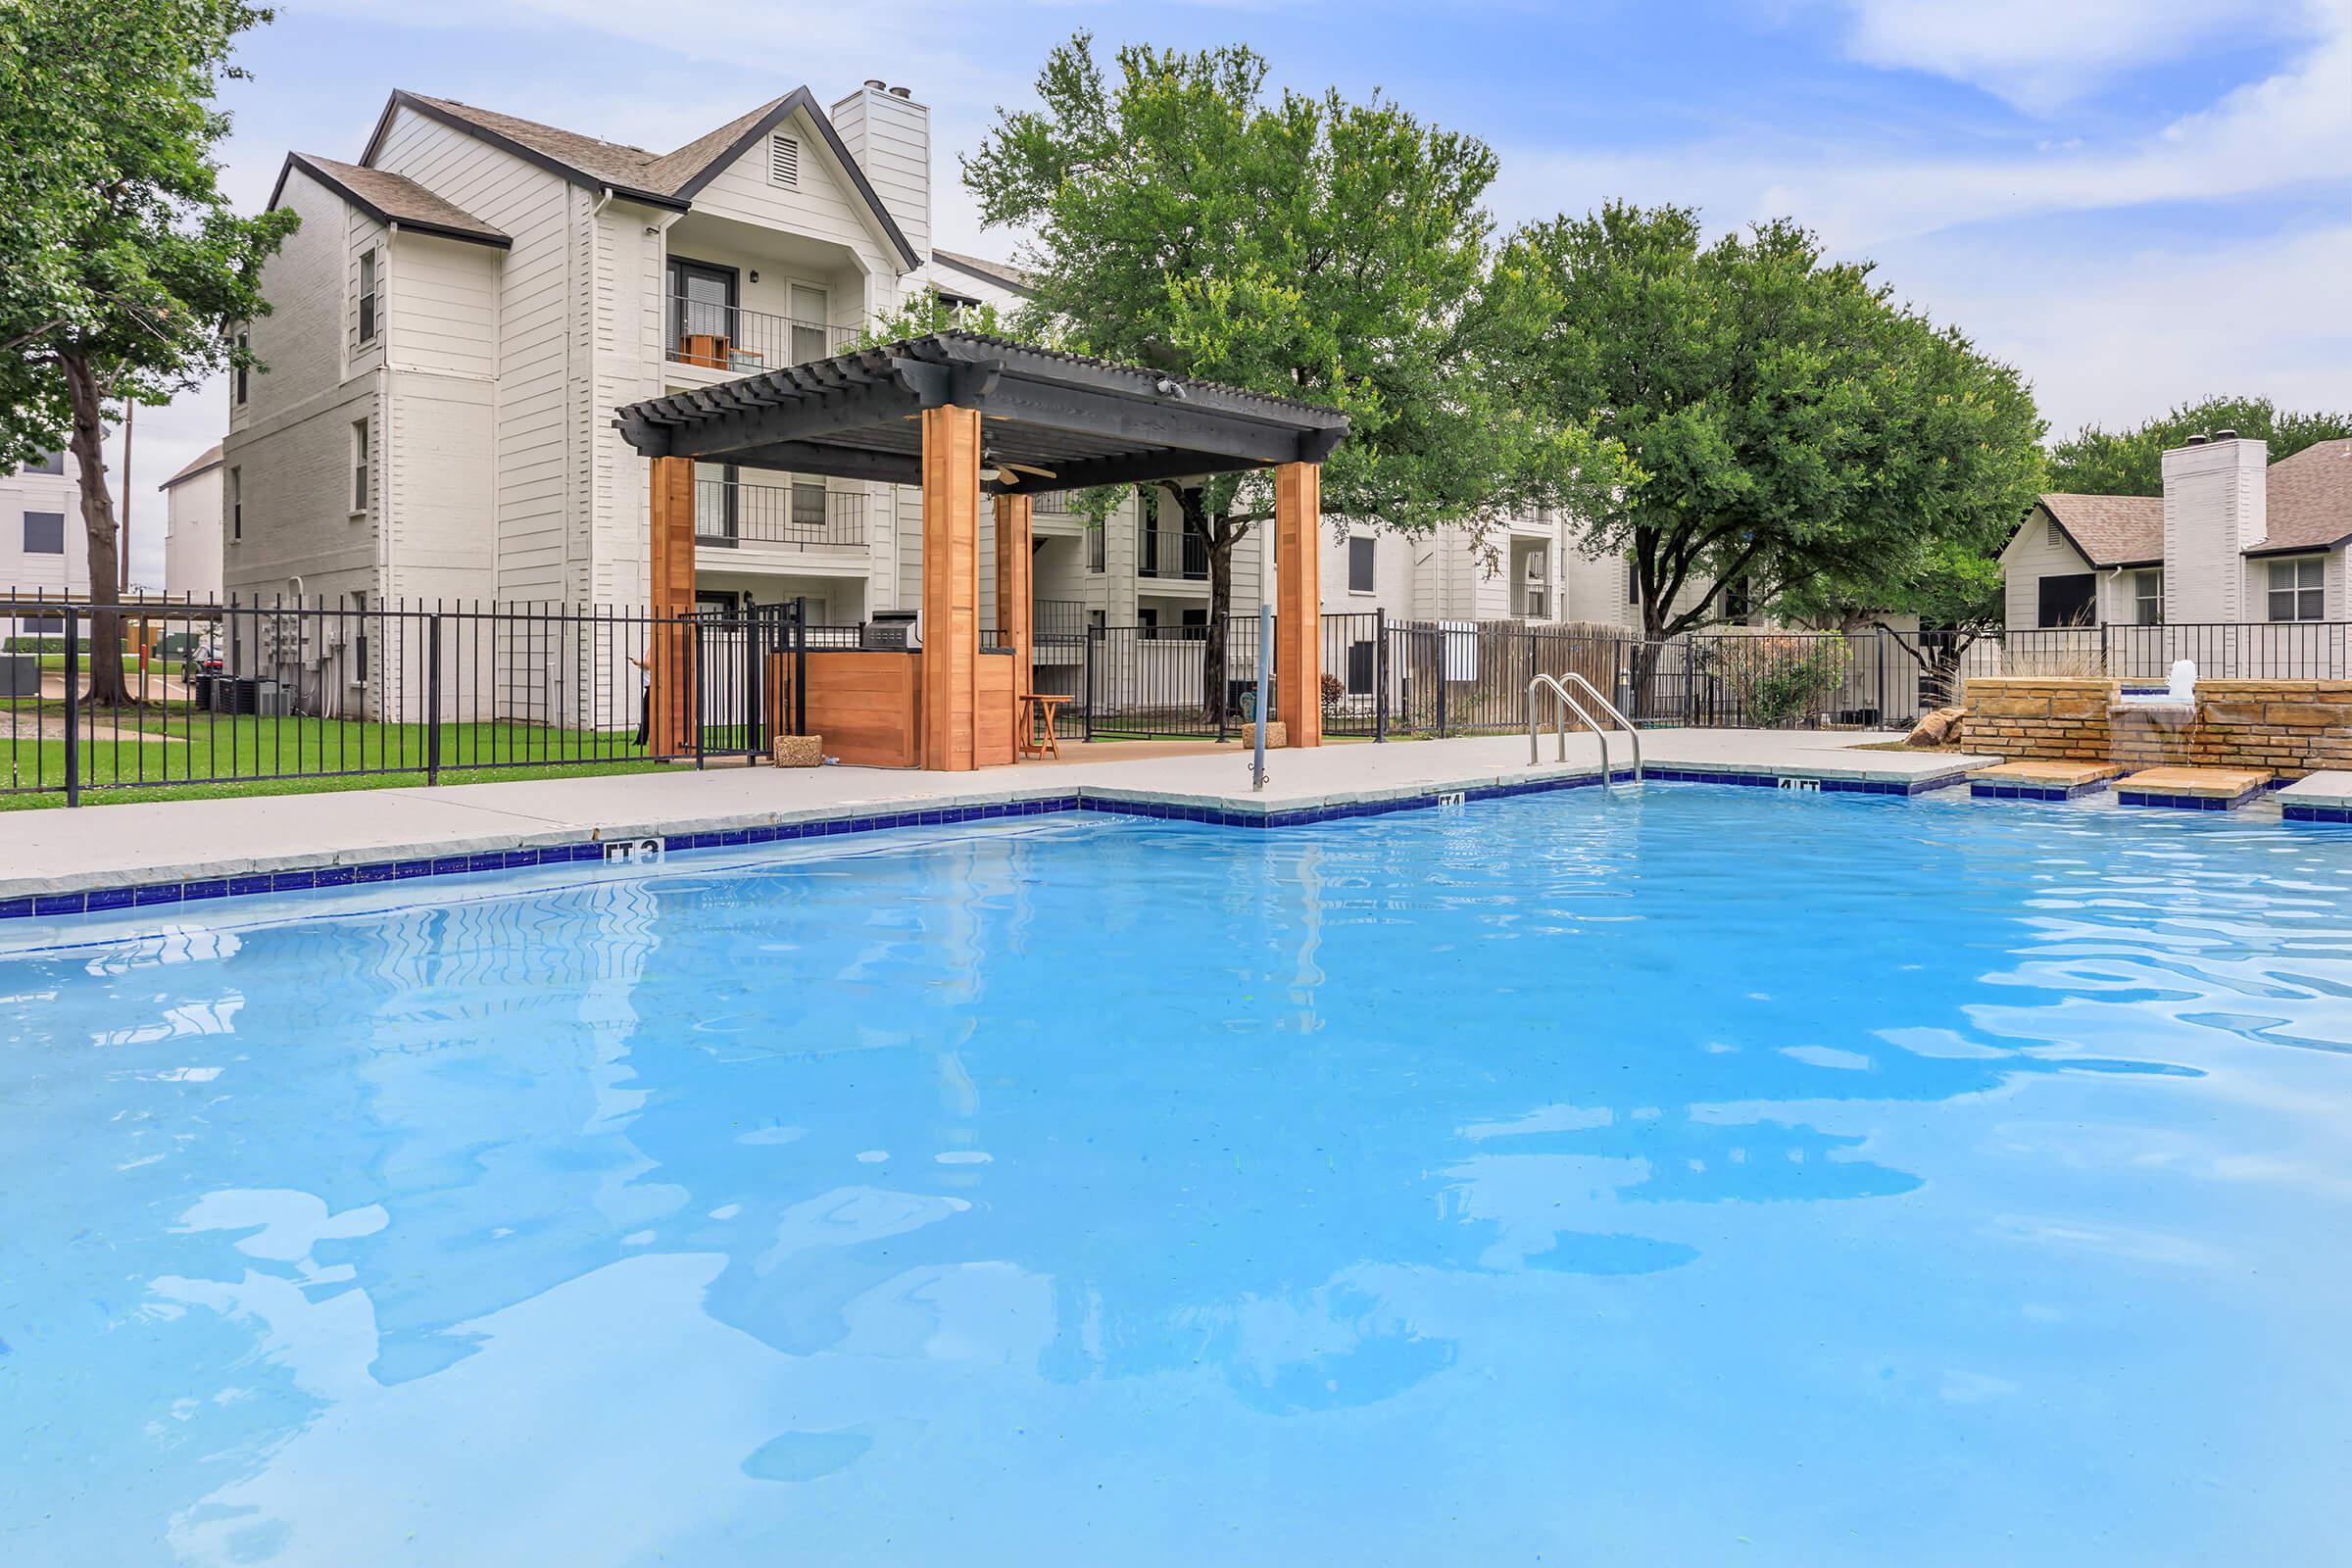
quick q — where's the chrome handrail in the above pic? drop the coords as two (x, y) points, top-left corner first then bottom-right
(1560, 669), (1642, 780)
(1527, 671), (1643, 785)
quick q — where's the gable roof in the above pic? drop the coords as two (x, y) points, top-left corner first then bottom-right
(2250, 438), (2352, 556)
(2035, 493), (2164, 567)
(930, 249), (1037, 298)
(361, 88), (918, 270)
(158, 443), (224, 492)
(270, 153), (510, 248)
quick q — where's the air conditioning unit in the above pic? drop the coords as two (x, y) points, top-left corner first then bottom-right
(208, 677), (287, 716)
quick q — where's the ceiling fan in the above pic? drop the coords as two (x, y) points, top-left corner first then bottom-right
(984, 451), (1056, 486)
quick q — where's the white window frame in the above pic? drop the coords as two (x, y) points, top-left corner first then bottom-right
(2267, 557), (2325, 623)
(358, 249), (378, 345)
(351, 419), (370, 515)
(2133, 568), (2163, 626)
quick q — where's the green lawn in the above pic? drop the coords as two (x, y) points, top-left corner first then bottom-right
(0, 705), (751, 808)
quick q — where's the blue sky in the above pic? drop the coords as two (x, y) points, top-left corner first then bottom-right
(125, 0), (2352, 584)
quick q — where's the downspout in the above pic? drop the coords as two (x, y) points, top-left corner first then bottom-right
(381, 221), (398, 603)
(576, 189), (612, 607)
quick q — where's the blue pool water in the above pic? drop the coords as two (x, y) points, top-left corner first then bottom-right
(5, 787), (2350, 1565)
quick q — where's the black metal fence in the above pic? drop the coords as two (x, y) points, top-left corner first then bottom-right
(1, 597), (821, 805)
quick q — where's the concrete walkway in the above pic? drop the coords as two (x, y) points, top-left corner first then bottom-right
(0, 729), (1987, 904)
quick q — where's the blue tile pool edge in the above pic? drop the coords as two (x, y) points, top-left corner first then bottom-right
(0, 762), (2110, 922)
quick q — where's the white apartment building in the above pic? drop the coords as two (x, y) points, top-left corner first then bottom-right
(224, 81), (1268, 661)
(2001, 433), (2352, 629)
(2, 448), (87, 604)
(1320, 510), (1644, 630)
(160, 443), (226, 602)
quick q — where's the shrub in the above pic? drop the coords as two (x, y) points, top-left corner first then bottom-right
(1698, 633), (1853, 728)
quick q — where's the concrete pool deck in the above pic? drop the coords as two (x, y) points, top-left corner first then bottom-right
(0, 729), (1993, 910)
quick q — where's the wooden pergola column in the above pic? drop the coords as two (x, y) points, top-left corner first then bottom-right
(647, 455), (697, 757)
(1273, 460), (1323, 747)
(994, 492), (1034, 681)
(920, 404), (984, 770)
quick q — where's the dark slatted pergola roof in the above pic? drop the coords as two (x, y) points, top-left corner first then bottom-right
(612, 331), (1348, 498)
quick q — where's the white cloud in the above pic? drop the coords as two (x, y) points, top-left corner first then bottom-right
(1493, 4), (2352, 250)
(1822, 0), (2310, 113)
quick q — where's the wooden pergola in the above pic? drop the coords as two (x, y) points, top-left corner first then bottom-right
(614, 332), (1349, 770)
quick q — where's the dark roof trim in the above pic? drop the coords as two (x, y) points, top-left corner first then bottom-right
(270, 153), (514, 249)
(667, 87), (920, 271)
(2028, 498), (2162, 571)
(2244, 536), (2352, 559)
(362, 90), (690, 213)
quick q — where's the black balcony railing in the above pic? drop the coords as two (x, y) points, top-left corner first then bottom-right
(665, 296), (858, 373)
(1139, 526), (1210, 581)
(696, 479), (865, 550)
(1032, 599), (1088, 645)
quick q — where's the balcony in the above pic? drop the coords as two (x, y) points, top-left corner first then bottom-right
(696, 477), (865, 551)
(666, 297), (858, 375)
(1138, 526), (1210, 582)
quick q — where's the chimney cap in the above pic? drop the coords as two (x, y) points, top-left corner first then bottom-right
(2184, 433), (2210, 445)
(863, 77), (886, 90)
(2213, 427), (2239, 440)
(888, 84), (912, 98)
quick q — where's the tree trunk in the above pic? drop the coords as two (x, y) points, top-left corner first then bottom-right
(1188, 488), (1238, 723)
(60, 349), (128, 705)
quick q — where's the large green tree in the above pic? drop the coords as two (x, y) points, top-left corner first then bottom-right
(0, 0), (294, 702)
(964, 34), (1611, 712)
(2049, 395), (2352, 496)
(1486, 203), (2045, 645)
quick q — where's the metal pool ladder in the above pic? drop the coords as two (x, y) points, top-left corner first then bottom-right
(1529, 672), (1643, 785)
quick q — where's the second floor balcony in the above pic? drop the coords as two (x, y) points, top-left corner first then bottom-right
(1139, 526), (1210, 582)
(696, 476), (865, 552)
(667, 296), (858, 376)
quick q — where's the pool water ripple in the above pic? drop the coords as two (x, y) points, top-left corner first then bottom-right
(3, 786), (2350, 1565)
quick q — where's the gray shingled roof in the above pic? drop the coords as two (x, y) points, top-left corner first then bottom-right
(158, 443), (223, 491)
(2037, 493), (2165, 566)
(276, 154), (509, 247)
(2253, 438), (2352, 555)
(930, 249), (1038, 297)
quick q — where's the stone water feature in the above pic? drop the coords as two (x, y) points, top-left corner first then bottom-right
(2110, 660), (2200, 769)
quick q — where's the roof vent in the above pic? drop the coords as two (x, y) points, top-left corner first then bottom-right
(2184, 433), (2210, 446)
(887, 85), (912, 98)
(2214, 427), (2239, 440)
(767, 133), (800, 189)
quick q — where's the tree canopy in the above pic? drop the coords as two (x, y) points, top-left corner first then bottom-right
(1485, 203), (2045, 641)
(963, 32), (1616, 662)
(0, 0), (293, 699)
(2048, 396), (2352, 496)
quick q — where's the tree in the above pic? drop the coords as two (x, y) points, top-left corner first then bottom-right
(964, 33), (1613, 717)
(2049, 396), (2352, 496)
(0, 0), (295, 703)
(1485, 204), (2045, 650)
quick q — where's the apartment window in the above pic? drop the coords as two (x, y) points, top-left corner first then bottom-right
(1346, 638), (1375, 695)
(667, 258), (736, 364)
(229, 466), (242, 542)
(1723, 576), (1751, 621)
(1524, 588), (1548, 620)
(767, 133), (801, 189)
(1181, 608), (1208, 641)
(2133, 568), (2163, 626)
(2036, 572), (2095, 628)
(351, 419), (370, 513)
(358, 250), (377, 345)
(22, 511), (65, 555)
(1138, 607), (1159, 640)
(791, 478), (827, 531)
(233, 331), (249, 404)
(349, 590), (368, 682)
(2268, 557), (2325, 622)
(1087, 518), (1105, 573)
(1626, 562), (1641, 606)
(1346, 535), (1376, 594)
(788, 283), (830, 364)
(25, 451), (64, 475)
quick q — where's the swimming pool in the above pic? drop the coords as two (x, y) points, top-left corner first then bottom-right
(5, 786), (2349, 1564)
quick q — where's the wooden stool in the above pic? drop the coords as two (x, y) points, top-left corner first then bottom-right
(1019, 693), (1072, 760)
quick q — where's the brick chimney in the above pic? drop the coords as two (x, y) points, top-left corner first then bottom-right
(2159, 431), (2267, 621)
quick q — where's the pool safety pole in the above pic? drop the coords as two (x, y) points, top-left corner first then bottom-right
(1252, 600), (1271, 791)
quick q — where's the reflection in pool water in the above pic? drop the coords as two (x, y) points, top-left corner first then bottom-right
(4, 788), (2350, 1564)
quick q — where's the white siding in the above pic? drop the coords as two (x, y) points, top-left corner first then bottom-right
(0, 453), (87, 599)
(685, 108), (898, 279)
(2000, 509), (2100, 628)
(225, 170), (380, 600)
(370, 106), (583, 604)
(161, 465), (224, 602)
(383, 368), (495, 601)
(828, 85), (930, 264)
